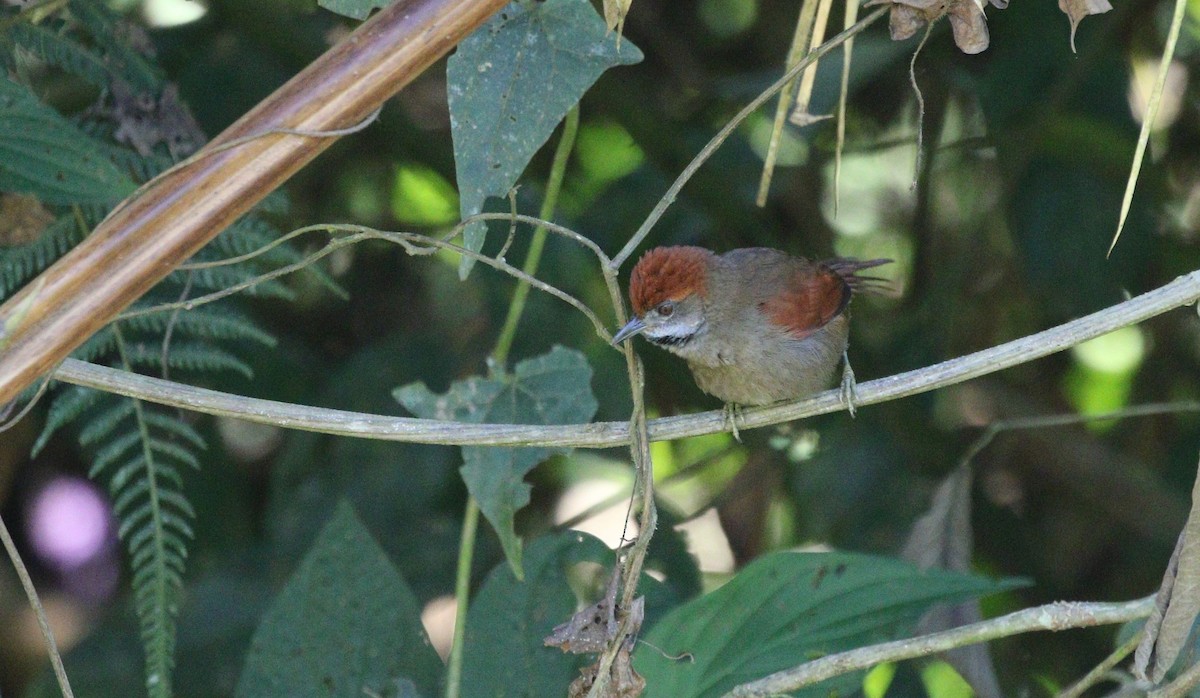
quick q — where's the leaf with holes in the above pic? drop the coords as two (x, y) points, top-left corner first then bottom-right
(395, 346), (597, 576)
(447, 0), (641, 278)
(0, 77), (135, 204)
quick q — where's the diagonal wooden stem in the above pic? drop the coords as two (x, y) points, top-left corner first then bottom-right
(0, 0), (508, 404)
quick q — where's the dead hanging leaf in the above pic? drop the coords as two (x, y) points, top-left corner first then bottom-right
(902, 465), (1003, 698)
(1058, 0), (1112, 53)
(544, 564), (645, 655)
(568, 645), (645, 698)
(545, 564), (621, 654)
(91, 80), (206, 161)
(867, 0), (1004, 54)
(0, 193), (54, 246)
(603, 0), (634, 41)
(1135, 457), (1200, 683)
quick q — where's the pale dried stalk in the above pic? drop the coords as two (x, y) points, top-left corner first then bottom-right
(723, 596), (1156, 697)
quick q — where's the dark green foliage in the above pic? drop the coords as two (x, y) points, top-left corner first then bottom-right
(0, 75), (136, 204)
(236, 501), (444, 698)
(636, 552), (1021, 698)
(447, 0), (642, 277)
(0, 4), (329, 697)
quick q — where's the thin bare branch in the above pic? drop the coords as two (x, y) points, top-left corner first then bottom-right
(723, 596), (1156, 697)
(47, 268), (1200, 447)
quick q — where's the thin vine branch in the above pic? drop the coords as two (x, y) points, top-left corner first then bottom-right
(609, 7), (887, 270)
(47, 268), (1200, 447)
(1058, 628), (1144, 698)
(0, 514), (75, 698)
(119, 224), (613, 343)
(723, 596), (1157, 697)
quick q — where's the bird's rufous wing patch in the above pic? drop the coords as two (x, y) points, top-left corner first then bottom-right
(758, 265), (850, 339)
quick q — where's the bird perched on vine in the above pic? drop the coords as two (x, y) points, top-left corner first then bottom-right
(612, 246), (892, 438)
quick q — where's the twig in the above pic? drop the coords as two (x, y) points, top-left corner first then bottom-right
(119, 226), (613, 343)
(722, 596), (1156, 697)
(1150, 658), (1200, 698)
(1058, 628), (1143, 698)
(444, 500), (479, 698)
(51, 268), (1200, 447)
(908, 20), (935, 191)
(0, 513), (75, 698)
(610, 7), (888, 270)
(960, 402), (1200, 469)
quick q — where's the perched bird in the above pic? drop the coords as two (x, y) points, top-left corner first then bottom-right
(612, 246), (891, 430)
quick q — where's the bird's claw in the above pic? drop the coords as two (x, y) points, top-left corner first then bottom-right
(840, 351), (858, 418)
(724, 402), (744, 443)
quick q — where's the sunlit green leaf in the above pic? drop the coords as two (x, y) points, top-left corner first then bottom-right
(392, 163), (460, 226)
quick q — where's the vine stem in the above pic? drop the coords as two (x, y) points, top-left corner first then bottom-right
(444, 106), (581, 698)
(723, 596), (1156, 697)
(444, 500), (479, 698)
(491, 107), (580, 368)
(0, 514), (75, 698)
(609, 7), (887, 270)
(50, 268), (1200, 447)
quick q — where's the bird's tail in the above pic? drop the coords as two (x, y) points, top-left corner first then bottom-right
(823, 258), (899, 297)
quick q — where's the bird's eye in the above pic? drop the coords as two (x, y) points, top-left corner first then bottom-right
(656, 301), (675, 317)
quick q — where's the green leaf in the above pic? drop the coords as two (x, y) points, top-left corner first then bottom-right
(395, 346), (598, 576)
(236, 501), (443, 698)
(447, 0), (641, 278)
(460, 531), (609, 697)
(635, 551), (1018, 698)
(0, 76), (136, 204)
(318, 0), (390, 20)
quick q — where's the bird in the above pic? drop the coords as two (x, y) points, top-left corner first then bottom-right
(612, 246), (892, 436)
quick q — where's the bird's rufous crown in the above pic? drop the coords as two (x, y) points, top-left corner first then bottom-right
(628, 246), (711, 316)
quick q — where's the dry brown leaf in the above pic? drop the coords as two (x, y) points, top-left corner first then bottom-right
(902, 465), (1003, 698)
(568, 645), (645, 698)
(603, 0), (633, 40)
(545, 564), (621, 654)
(1135, 458), (1200, 683)
(94, 81), (205, 160)
(0, 193), (54, 247)
(544, 564), (645, 657)
(1058, 0), (1112, 53)
(867, 0), (999, 54)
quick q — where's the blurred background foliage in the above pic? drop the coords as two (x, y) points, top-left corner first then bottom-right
(2, 0), (1200, 696)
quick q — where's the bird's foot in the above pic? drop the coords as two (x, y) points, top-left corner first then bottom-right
(840, 350), (859, 418)
(723, 402), (744, 443)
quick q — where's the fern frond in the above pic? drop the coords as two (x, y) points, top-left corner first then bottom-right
(121, 342), (254, 378)
(73, 390), (198, 698)
(164, 264), (295, 300)
(121, 305), (278, 347)
(33, 382), (104, 455)
(78, 400), (136, 447)
(9, 21), (110, 88)
(73, 326), (118, 363)
(0, 215), (83, 296)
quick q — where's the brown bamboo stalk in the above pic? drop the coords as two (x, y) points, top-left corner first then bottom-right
(0, 0), (507, 404)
